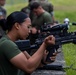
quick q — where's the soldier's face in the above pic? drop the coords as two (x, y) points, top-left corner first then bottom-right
(33, 9), (38, 15)
(17, 18), (31, 40)
(33, 7), (41, 16)
(0, 0), (6, 6)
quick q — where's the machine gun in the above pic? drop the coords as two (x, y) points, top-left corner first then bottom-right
(15, 30), (76, 61)
(35, 31), (76, 61)
(15, 23), (70, 50)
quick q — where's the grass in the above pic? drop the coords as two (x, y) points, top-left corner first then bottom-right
(5, 3), (27, 15)
(50, 0), (76, 74)
(5, 0), (76, 75)
(49, 0), (76, 23)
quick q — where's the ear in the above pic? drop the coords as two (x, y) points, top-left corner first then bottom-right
(14, 22), (20, 30)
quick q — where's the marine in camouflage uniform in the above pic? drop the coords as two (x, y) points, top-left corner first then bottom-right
(0, 0), (6, 18)
(0, 0), (7, 38)
(0, 6), (6, 18)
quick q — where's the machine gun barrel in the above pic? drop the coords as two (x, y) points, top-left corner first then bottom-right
(72, 22), (76, 25)
(55, 32), (76, 45)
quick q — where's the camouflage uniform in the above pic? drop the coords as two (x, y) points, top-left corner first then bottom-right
(0, 6), (6, 38)
(21, 5), (30, 16)
(0, 6), (6, 18)
(21, 4), (35, 22)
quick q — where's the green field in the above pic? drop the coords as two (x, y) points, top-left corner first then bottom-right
(5, 0), (76, 75)
(50, 1), (76, 75)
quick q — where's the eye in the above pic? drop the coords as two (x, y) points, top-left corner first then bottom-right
(28, 25), (32, 29)
(28, 26), (30, 29)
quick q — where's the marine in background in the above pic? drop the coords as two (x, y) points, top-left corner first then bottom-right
(21, 0), (56, 24)
(0, 0), (7, 38)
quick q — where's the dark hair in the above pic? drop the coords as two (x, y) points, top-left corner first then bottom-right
(6, 11), (28, 31)
(29, 0), (32, 2)
(30, 2), (41, 11)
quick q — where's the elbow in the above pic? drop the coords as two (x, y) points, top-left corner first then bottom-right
(25, 62), (37, 73)
(25, 67), (35, 74)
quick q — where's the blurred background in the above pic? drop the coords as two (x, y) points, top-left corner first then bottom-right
(5, 0), (76, 23)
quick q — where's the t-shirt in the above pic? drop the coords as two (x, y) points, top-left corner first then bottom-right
(0, 35), (21, 75)
(32, 11), (53, 30)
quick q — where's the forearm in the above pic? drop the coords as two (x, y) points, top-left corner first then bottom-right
(22, 43), (46, 71)
(27, 42), (46, 70)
